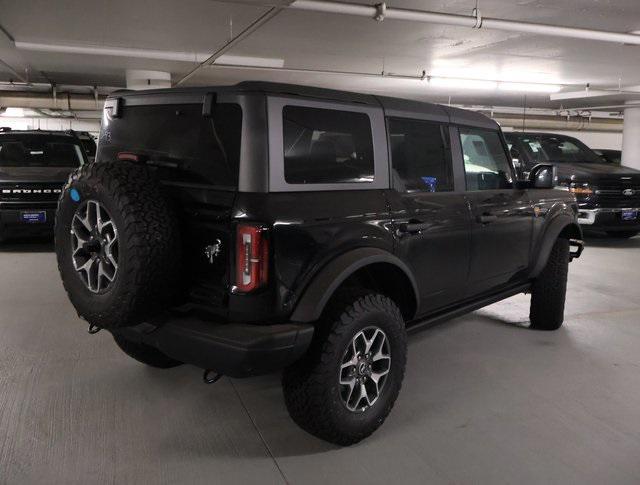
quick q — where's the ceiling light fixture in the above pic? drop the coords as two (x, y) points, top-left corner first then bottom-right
(1, 107), (25, 117)
(209, 63), (563, 94)
(14, 41), (284, 68)
(498, 82), (562, 93)
(428, 77), (498, 90)
(214, 55), (284, 68)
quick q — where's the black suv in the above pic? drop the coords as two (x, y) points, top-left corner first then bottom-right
(0, 129), (87, 242)
(54, 82), (583, 445)
(505, 132), (640, 238)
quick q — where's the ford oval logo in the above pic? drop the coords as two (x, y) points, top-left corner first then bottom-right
(623, 188), (636, 196)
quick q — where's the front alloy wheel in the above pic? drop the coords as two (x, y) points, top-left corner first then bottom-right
(71, 200), (119, 293)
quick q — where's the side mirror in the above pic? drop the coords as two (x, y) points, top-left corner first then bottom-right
(528, 163), (557, 189)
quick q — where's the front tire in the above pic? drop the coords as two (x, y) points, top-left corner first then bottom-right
(282, 292), (407, 446)
(606, 230), (638, 239)
(529, 238), (570, 331)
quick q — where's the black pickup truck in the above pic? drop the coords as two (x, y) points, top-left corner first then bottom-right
(505, 132), (640, 238)
(0, 129), (87, 242)
(54, 82), (583, 445)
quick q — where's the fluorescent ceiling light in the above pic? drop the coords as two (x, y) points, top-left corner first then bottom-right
(498, 82), (562, 93)
(429, 77), (561, 93)
(2, 107), (25, 117)
(429, 77), (498, 90)
(15, 41), (283, 67)
(214, 55), (284, 68)
(15, 41), (207, 62)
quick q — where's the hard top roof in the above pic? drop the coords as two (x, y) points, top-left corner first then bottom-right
(111, 81), (498, 129)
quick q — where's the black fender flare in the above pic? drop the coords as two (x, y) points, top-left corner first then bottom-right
(530, 213), (582, 279)
(290, 247), (419, 323)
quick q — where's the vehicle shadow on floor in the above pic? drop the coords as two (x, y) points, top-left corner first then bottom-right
(143, 366), (342, 458)
(407, 306), (531, 345)
(470, 311), (531, 329)
(150, 309), (581, 460)
(0, 238), (54, 253)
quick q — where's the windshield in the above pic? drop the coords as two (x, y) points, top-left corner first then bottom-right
(512, 134), (602, 164)
(0, 135), (85, 168)
(596, 149), (621, 165)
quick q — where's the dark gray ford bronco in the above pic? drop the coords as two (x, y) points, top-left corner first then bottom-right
(55, 82), (583, 445)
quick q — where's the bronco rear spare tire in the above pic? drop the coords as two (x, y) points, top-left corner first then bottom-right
(55, 160), (181, 329)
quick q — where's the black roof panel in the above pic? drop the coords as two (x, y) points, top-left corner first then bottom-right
(111, 81), (497, 129)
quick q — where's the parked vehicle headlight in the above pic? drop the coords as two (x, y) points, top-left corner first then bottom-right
(569, 183), (593, 195)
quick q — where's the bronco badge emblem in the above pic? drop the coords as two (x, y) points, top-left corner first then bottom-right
(623, 188), (635, 196)
(204, 239), (223, 264)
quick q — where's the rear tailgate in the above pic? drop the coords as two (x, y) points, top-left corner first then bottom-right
(97, 94), (243, 316)
(167, 186), (236, 314)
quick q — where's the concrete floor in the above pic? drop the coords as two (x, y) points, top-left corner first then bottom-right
(1, 235), (639, 485)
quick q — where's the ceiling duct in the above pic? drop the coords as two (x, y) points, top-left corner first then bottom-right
(492, 114), (622, 132)
(289, 0), (640, 45)
(0, 91), (105, 111)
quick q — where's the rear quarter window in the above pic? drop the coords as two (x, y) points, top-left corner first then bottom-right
(282, 106), (374, 184)
(98, 103), (242, 187)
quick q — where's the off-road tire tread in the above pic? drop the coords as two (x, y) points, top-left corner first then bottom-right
(55, 160), (181, 328)
(530, 238), (570, 331)
(282, 290), (406, 445)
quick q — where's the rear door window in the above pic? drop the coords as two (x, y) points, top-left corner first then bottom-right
(98, 103), (242, 187)
(282, 106), (374, 184)
(388, 118), (453, 192)
(460, 128), (513, 191)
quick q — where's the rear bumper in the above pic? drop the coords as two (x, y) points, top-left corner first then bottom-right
(576, 207), (640, 231)
(113, 314), (315, 378)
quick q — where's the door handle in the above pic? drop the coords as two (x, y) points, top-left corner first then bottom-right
(397, 220), (432, 234)
(477, 213), (498, 224)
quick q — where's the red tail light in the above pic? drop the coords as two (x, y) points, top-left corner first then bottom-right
(117, 152), (139, 161)
(235, 224), (269, 293)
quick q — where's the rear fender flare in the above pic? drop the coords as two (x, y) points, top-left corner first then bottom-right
(290, 247), (419, 323)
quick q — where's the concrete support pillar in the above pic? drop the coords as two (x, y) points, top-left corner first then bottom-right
(125, 70), (171, 90)
(621, 104), (640, 170)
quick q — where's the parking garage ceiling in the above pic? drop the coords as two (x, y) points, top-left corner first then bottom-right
(1, 0), (640, 108)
